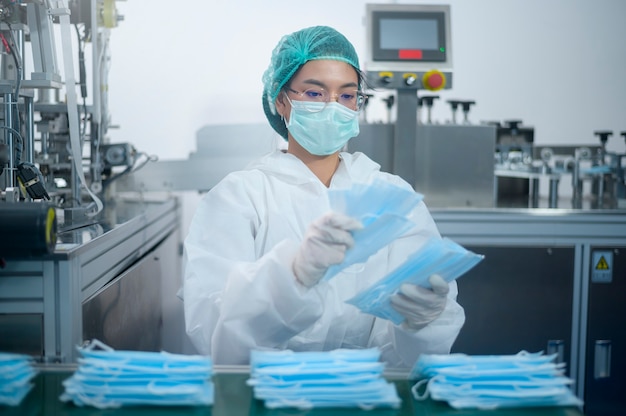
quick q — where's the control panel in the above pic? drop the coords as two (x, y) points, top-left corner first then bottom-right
(365, 4), (453, 91)
(366, 69), (452, 91)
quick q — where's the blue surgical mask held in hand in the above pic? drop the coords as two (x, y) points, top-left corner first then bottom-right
(59, 339), (214, 409)
(328, 179), (423, 223)
(409, 351), (584, 410)
(347, 237), (483, 325)
(323, 179), (424, 280)
(247, 348), (401, 410)
(0, 352), (38, 406)
(286, 100), (359, 156)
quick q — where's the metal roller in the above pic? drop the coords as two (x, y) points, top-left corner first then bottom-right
(0, 203), (57, 257)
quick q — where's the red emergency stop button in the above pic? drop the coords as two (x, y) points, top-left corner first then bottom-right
(422, 70), (446, 91)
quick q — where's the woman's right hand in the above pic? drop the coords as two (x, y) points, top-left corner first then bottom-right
(293, 212), (363, 287)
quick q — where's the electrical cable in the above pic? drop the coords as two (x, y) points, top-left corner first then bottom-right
(0, 124), (23, 169)
(0, 27), (23, 165)
(75, 23), (88, 138)
(101, 152), (158, 192)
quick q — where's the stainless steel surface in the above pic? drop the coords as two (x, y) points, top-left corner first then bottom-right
(82, 226), (180, 352)
(0, 197), (181, 363)
(416, 124), (496, 208)
(350, 123), (497, 208)
(432, 208), (626, 244)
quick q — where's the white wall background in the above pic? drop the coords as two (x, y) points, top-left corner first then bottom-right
(106, 0), (626, 159)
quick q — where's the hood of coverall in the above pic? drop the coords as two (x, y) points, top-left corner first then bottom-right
(246, 150), (382, 187)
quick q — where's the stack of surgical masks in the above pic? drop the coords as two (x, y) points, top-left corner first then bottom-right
(60, 340), (214, 409)
(247, 348), (401, 410)
(410, 351), (584, 410)
(0, 353), (37, 406)
(348, 237), (484, 324)
(323, 179), (424, 280)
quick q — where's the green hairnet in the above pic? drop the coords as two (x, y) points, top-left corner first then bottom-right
(262, 26), (361, 139)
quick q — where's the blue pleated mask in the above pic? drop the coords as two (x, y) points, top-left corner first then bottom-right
(59, 339), (214, 409)
(0, 353), (38, 406)
(248, 348), (401, 410)
(409, 351), (584, 411)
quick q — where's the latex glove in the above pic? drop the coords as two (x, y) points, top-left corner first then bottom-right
(293, 212), (363, 288)
(390, 274), (449, 331)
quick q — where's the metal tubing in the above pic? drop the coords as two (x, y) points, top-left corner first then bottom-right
(4, 92), (14, 188)
(597, 174), (605, 207)
(549, 178), (560, 208)
(25, 95), (34, 164)
(394, 89), (419, 187)
(531, 178), (540, 207)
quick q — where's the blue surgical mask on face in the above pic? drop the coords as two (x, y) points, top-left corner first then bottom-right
(285, 100), (359, 156)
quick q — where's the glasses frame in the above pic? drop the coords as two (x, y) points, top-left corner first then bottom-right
(284, 86), (368, 112)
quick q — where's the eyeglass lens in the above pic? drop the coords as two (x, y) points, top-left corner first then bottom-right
(289, 88), (365, 110)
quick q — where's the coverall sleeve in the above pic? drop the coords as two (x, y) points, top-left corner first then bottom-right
(182, 175), (324, 365)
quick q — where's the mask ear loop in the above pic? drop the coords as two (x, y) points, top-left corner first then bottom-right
(279, 91), (291, 127)
(83, 339), (114, 352)
(411, 376), (436, 401)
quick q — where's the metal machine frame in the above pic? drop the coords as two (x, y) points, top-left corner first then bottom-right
(433, 209), (626, 413)
(0, 198), (180, 362)
(364, 3), (454, 188)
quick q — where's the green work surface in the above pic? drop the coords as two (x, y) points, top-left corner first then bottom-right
(0, 371), (584, 416)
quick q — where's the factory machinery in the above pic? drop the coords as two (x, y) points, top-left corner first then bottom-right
(351, 102), (626, 416)
(355, 100), (626, 210)
(352, 6), (626, 415)
(0, 0), (181, 364)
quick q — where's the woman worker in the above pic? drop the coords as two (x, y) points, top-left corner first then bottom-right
(182, 26), (465, 368)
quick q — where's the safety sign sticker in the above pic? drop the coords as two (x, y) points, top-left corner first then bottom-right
(591, 251), (613, 283)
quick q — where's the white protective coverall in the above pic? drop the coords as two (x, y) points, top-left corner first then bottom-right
(183, 149), (465, 368)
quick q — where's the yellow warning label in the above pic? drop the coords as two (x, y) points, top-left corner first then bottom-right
(595, 256), (610, 270)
